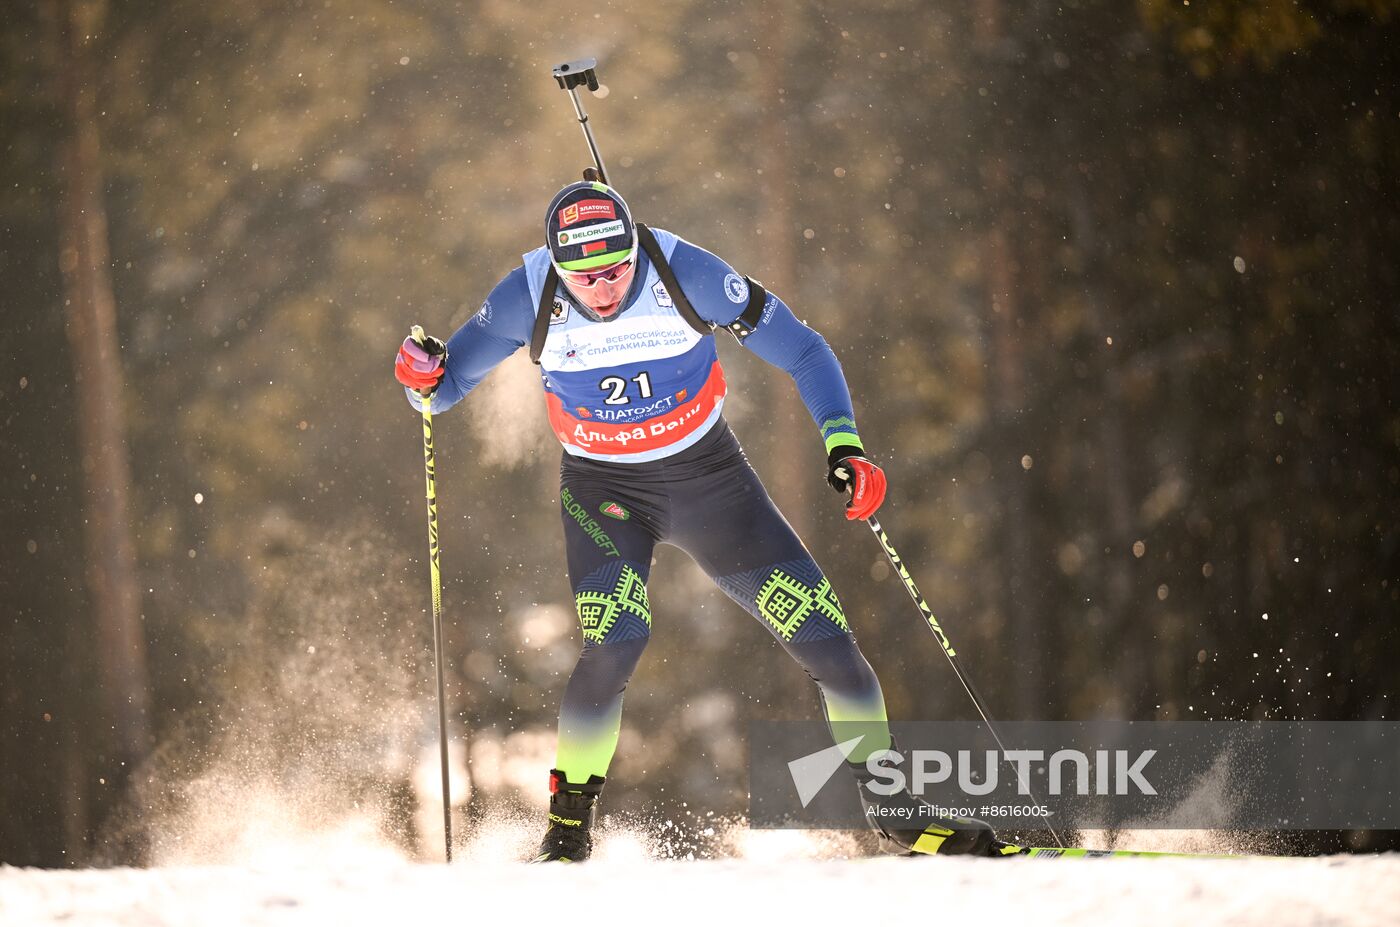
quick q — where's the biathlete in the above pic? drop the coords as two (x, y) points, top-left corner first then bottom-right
(394, 180), (1002, 861)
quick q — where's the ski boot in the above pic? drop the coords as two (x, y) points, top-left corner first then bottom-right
(533, 769), (605, 863)
(850, 749), (1003, 857)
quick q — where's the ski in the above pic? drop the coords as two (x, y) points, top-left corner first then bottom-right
(867, 839), (1277, 860)
(1006, 846), (1256, 860)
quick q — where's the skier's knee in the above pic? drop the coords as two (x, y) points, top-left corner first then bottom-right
(567, 635), (649, 704)
(574, 560), (652, 645)
(789, 636), (881, 700)
(715, 560), (850, 643)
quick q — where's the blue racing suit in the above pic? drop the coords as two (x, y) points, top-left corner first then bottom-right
(408, 229), (890, 782)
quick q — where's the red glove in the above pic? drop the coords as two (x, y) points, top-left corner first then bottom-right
(827, 448), (888, 521)
(394, 334), (446, 393)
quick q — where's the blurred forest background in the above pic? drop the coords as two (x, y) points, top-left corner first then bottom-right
(2, 0), (1397, 867)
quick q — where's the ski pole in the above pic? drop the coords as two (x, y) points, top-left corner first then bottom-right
(865, 515), (1066, 849)
(552, 58), (610, 184)
(410, 324), (454, 863)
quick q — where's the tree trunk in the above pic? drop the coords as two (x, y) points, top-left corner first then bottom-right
(51, 0), (152, 810)
(983, 214), (1044, 718)
(1063, 164), (1139, 715)
(974, 0), (1045, 719)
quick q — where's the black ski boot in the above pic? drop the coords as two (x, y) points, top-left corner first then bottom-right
(533, 769), (605, 863)
(850, 749), (1003, 857)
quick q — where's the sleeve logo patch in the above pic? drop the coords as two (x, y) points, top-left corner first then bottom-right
(559, 199), (617, 228)
(724, 273), (749, 304)
(550, 297), (570, 325)
(558, 220), (626, 246)
(651, 280), (674, 309)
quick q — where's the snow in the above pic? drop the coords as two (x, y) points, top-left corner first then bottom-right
(4, 845), (1397, 927)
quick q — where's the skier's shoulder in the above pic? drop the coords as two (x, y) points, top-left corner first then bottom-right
(651, 230), (738, 279)
(653, 230), (748, 325)
(519, 244), (563, 316)
(466, 262), (534, 340)
(488, 261), (534, 306)
(640, 225), (682, 255)
(641, 227), (713, 265)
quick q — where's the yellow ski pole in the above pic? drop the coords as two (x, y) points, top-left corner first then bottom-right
(865, 514), (1066, 849)
(410, 325), (453, 862)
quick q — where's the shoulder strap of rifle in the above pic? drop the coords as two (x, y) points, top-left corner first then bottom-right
(636, 223), (713, 336)
(529, 264), (559, 365)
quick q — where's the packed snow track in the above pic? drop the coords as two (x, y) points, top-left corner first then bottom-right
(4, 853), (1398, 927)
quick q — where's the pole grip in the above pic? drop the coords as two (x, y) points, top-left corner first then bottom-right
(409, 325), (444, 402)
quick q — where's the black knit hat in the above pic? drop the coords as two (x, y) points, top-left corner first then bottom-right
(545, 181), (635, 271)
